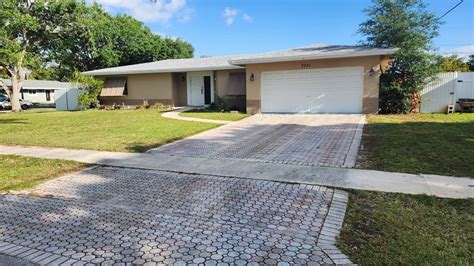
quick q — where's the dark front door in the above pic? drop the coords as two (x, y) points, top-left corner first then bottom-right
(46, 90), (51, 102)
(204, 76), (211, 105)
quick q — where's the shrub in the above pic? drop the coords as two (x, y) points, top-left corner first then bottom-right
(152, 102), (173, 111)
(139, 100), (150, 109)
(379, 79), (411, 114)
(72, 73), (103, 109)
(208, 96), (229, 112)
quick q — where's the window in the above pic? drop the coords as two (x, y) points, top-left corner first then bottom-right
(101, 77), (128, 97)
(227, 72), (246, 96)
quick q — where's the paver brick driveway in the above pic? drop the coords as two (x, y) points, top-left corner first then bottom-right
(151, 114), (365, 168)
(0, 166), (350, 265)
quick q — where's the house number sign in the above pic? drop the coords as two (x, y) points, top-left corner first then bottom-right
(301, 63), (312, 69)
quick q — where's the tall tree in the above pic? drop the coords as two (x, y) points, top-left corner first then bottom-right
(49, 7), (194, 81)
(436, 55), (469, 72)
(0, 0), (195, 110)
(359, 0), (441, 113)
(467, 55), (474, 71)
(0, 0), (82, 111)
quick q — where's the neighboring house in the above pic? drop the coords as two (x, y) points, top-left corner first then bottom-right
(0, 79), (75, 105)
(83, 45), (398, 114)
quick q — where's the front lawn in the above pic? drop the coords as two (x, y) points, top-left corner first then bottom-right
(180, 109), (250, 121)
(337, 191), (473, 265)
(0, 110), (218, 152)
(358, 113), (474, 177)
(0, 155), (85, 192)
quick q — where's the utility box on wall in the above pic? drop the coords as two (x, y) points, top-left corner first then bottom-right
(55, 88), (80, 111)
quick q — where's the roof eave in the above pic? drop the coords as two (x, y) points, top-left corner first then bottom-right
(229, 48), (400, 65)
(21, 86), (67, 90)
(82, 65), (245, 76)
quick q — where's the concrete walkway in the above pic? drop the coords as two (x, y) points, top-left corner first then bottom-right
(162, 107), (232, 124)
(1, 145), (472, 199)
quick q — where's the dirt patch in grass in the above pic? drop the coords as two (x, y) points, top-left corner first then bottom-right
(337, 190), (474, 265)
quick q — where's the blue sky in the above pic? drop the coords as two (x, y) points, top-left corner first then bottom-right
(92, 0), (474, 58)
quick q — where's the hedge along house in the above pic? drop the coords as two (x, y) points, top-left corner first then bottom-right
(83, 45), (398, 114)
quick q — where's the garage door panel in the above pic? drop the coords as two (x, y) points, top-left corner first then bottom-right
(263, 93), (358, 113)
(263, 81), (361, 93)
(264, 68), (361, 78)
(261, 67), (363, 113)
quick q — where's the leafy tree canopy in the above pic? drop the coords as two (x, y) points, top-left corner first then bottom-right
(436, 55), (470, 72)
(467, 55), (474, 71)
(44, 3), (194, 81)
(0, 0), (83, 111)
(359, 0), (441, 113)
(0, 0), (194, 111)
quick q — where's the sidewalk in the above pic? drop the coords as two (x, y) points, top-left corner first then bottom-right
(162, 107), (232, 124)
(0, 145), (472, 199)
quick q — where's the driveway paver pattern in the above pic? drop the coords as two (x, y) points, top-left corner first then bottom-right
(150, 114), (365, 168)
(0, 166), (351, 264)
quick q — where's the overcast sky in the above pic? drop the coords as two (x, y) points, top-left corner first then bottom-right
(88, 0), (474, 58)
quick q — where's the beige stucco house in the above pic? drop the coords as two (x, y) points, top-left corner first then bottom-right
(83, 45), (397, 114)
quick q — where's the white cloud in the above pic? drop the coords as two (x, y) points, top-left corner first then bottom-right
(223, 7), (239, 25)
(89, 0), (189, 23)
(242, 13), (253, 23)
(441, 45), (474, 59)
(178, 8), (193, 23)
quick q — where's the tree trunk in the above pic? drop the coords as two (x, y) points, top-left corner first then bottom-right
(10, 71), (23, 112)
(410, 91), (421, 113)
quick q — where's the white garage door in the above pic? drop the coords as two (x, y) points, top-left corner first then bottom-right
(261, 66), (364, 113)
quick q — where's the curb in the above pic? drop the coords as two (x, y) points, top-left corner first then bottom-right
(317, 189), (354, 265)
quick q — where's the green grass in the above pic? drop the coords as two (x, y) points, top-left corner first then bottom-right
(180, 109), (250, 121)
(0, 155), (85, 191)
(0, 109), (219, 152)
(358, 113), (474, 177)
(337, 191), (474, 265)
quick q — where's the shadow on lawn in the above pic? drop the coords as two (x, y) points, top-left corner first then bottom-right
(126, 138), (185, 153)
(0, 118), (28, 124)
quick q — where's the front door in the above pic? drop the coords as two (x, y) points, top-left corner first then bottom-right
(204, 76), (211, 105)
(190, 76), (204, 106)
(46, 90), (51, 102)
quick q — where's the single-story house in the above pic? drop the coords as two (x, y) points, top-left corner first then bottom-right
(83, 45), (398, 114)
(1, 79), (75, 105)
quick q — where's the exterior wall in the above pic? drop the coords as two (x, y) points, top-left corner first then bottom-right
(99, 73), (173, 106)
(215, 69), (246, 111)
(21, 89), (56, 104)
(245, 55), (383, 114)
(172, 72), (187, 106)
(380, 55), (391, 72)
(100, 70), (245, 109)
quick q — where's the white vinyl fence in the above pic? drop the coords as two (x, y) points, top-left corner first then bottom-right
(420, 72), (474, 113)
(55, 88), (80, 111)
